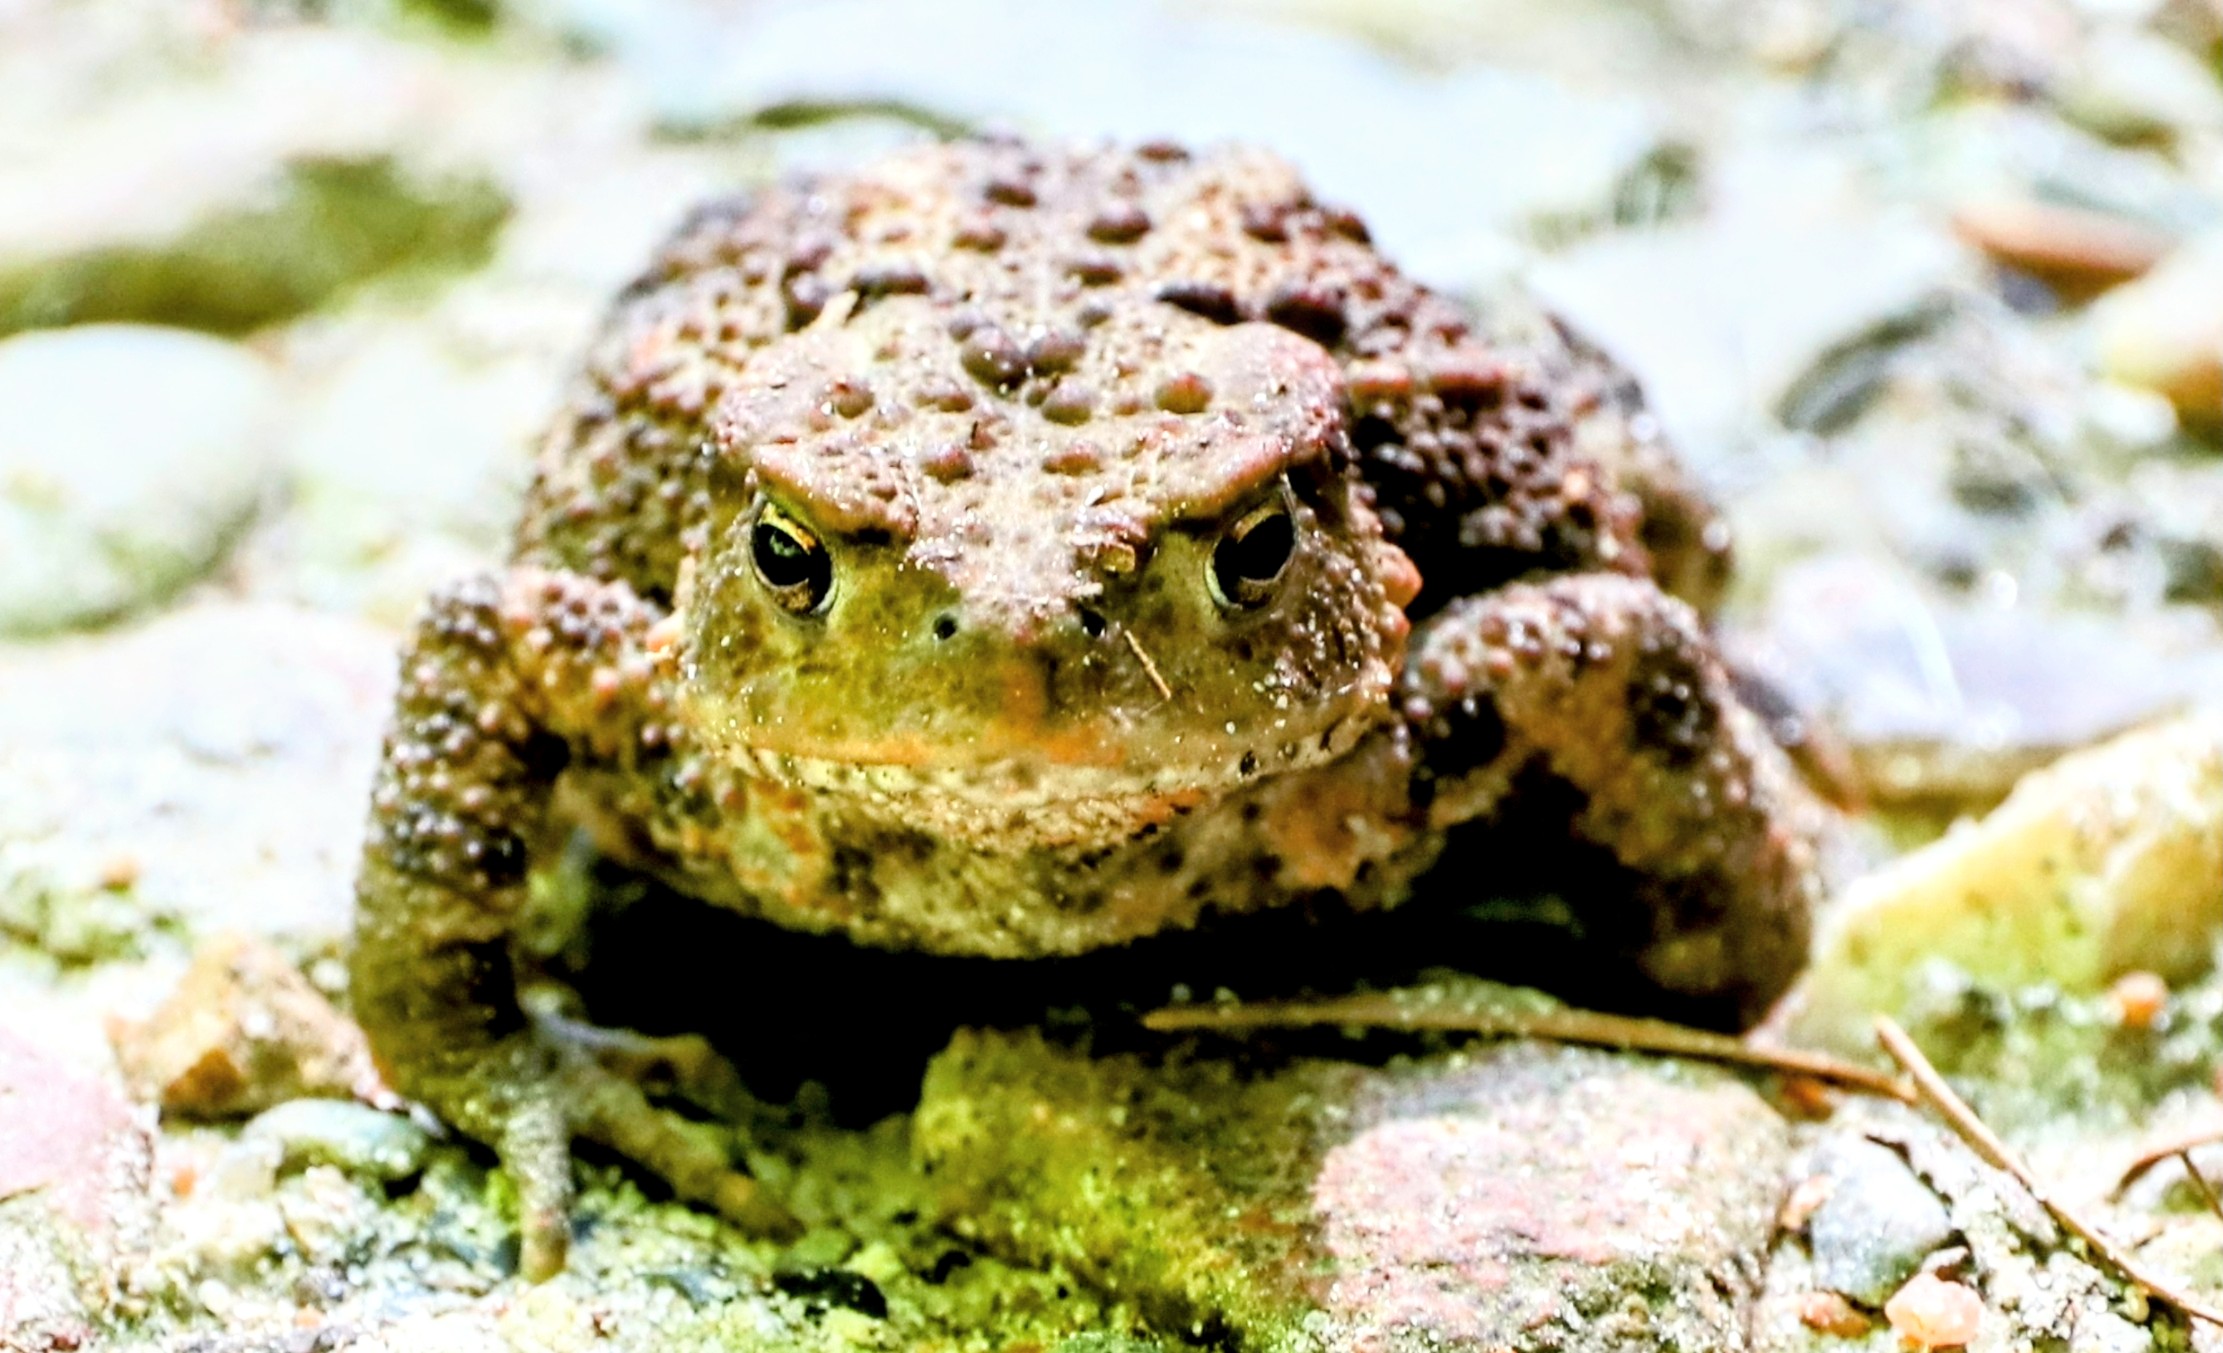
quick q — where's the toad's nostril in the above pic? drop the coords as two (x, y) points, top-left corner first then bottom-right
(1077, 607), (1108, 639)
(932, 612), (960, 642)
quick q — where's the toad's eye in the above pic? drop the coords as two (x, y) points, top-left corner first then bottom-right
(751, 503), (833, 615)
(1208, 499), (1297, 609)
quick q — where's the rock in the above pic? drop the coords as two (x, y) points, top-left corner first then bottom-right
(2092, 233), (2223, 428)
(2058, 26), (2223, 145)
(0, 29), (508, 337)
(1950, 197), (2172, 300)
(109, 933), (390, 1119)
(1727, 556), (2223, 809)
(1527, 213), (1967, 458)
(0, 325), (282, 636)
(1786, 712), (2223, 1050)
(0, 1028), (155, 1351)
(240, 1100), (429, 1182)
(558, 0), (1668, 283)
(917, 1025), (1792, 1351)
(1802, 1137), (1956, 1307)
(0, 603), (398, 957)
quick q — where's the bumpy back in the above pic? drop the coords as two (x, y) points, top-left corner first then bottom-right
(516, 137), (1699, 614)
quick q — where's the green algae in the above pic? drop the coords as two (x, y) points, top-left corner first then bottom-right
(0, 157), (509, 338)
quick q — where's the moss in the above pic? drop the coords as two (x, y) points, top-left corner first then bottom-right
(0, 157), (510, 337)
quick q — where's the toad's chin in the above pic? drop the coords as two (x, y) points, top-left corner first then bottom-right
(726, 711), (1380, 854)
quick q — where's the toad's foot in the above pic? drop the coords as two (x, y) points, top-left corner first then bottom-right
(1402, 572), (1824, 1026)
(350, 570), (797, 1280)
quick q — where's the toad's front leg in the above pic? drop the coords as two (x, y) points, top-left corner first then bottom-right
(350, 569), (794, 1280)
(1403, 572), (1824, 1026)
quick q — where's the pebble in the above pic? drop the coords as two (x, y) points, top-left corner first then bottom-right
(241, 1100), (429, 1183)
(1788, 711), (2223, 1048)
(109, 933), (390, 1119)
(0, 326), (281, 636)
(1803, 1137), (1956, 1307)
(1885, 1273), (1985, 1348)
(2092, 233), (2223, 428)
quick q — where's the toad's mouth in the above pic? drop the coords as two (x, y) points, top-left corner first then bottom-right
(729, 710), (1380, 853)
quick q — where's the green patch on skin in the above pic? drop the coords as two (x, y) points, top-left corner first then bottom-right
(0, 157), (509, 337)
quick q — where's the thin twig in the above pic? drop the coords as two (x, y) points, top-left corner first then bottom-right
(1122, 628), (1173, 702)
(1876, 1015), (2223, 1328)
(1141, 993), (1915, 1102)
(2179, 1152), (2223, 1226)
(2117, 1128), (2223, 1198)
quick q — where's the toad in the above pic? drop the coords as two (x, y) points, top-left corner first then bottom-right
(350, 138), (1821, 1278)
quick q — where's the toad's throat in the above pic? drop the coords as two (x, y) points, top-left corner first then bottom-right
(731, 712), (1379, 853)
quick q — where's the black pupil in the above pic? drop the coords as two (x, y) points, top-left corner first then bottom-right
(1215, 511), (1294, 598)
(753, 520), (829, 601)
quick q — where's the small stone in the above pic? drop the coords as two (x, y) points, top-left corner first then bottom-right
(110, 933), (390, 1119)
(2092, 234), (2223, 429)
(1805, 1137), (1956, 1307)
(0, 326), (282, 636)
(1950, 198), (2170, 300)
(1884, 1274), (1984, 1348)
(2106, 970), (2169, 1029)
(241, 1100), (430, 1183)
(1798, 1290), (1874, 1338)
(1788, 712), (2223, 1049)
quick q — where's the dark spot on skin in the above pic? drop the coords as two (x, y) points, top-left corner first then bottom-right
(1067, 253), (1124, 286)
(1265, 280), (1347, 347)
(1027, 329), (1087, 375)
(1154, 373), (1212, 415)
(1322, 205), (1370, 242)
(960, 326), (1027, 388)
(1239, 203), (1289, 243)
(1156, 281), (1244, 325)
(1077, 607), (1106, 639)
(1418, 692), (1508, 780)
(953, 218), (1005, 251)
(850, 264), (930, 304)
(782, 274), (829, 329)
(984, 177), (1036, 207)
(1137, 139), (1189, 162)
(1087, 202), (1151, 243)
(1629, 642), (1717, 770)
(1424, 354), (1508, 405)
(1041, 380), (1096, 425)
(826, 379), (873, 418)
(1239, 751), (1259, 777)
(932, 613), (959, 642)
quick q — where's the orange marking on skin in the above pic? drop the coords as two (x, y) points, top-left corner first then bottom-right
(1379, 545), (1423, 609)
